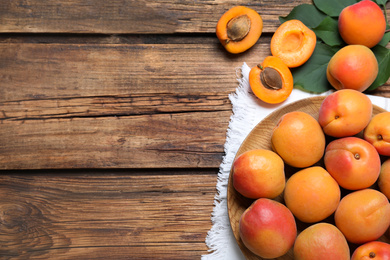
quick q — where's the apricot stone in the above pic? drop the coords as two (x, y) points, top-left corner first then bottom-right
(239, 198), (297, 259)
(293, 223), (350, 260)
(271, 111), (325, 168)
(326, 45), (378, 92)
(339, 0), (387, 48)
(335, 189), (390, 244)
(318, 89), (372, 137)
(232, 149), (285, 199)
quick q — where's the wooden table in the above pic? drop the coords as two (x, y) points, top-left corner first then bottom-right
(1, 1), (389, 259)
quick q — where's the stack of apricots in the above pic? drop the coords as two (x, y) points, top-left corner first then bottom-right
(216, 0), (387, 103)
(217, 1), (390, 259)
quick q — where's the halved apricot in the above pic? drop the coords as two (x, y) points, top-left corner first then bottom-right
(271, 19), (316, 68)
(249, 56), (293, 104)
(216, 6), (263, 54)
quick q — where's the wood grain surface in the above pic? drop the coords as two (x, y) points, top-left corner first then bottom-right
(1, 0), (390, 258)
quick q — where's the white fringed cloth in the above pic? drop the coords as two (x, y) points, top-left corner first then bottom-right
(202, 62), (390, 260)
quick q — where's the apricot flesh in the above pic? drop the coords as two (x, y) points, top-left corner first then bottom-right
(284, 166), (341, 223)
(271, 19), (316, 68)
(249, 56), (294, 104)
(326, 45), (378, 92)
(318, 89), (372, 138)
(364, 112), (390, 156)
(293, 223), (350, 260)
(239, 198), (297, 259)
(339, 0), (387, 48)
(335, 189), (390, 244)
(271, 111), (325, 168)
(232, 149), (285, 199)
(216, 6), (263, 54)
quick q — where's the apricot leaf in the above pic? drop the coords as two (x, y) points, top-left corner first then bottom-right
(313, 0), (357, 17)
(378, 31), (390, 47)
(366, 46), (390, 91)
(279, 4), (327, 28)
(313, 17), (344, 46)
(292, 43), (335, 93)
(374, 0), (389, 5)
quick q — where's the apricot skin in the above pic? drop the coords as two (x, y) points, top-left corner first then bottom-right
(284, 166), (341, 223)
(239, 198), (297, 259)
(326, 45), (378, 92)
(271, 111), (325, 168)
(379, 159), (390, 200)
(232, 149), (285, 199)
(335, 189), (390, 244)
(339, 0), (387, 48)
(351, 241), (390, 260)
(318, 89), (372, 138)
(364, 112), (390, 156)
(293, 223), (350, 260)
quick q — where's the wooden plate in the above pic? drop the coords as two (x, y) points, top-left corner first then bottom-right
(227, 96), (389, 259)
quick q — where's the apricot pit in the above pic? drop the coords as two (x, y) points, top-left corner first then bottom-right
(249, 56), (293, 104)
(216, 6), (263, 54)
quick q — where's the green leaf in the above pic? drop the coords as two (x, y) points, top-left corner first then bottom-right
(366, 45), (390, 92)
(378, 31), (390, 47)
(374, 0), (389, 5)
(313, 0), (357, 17)
(313, 16), (345, 46)
(292, 43), (336, 93)
(279, 4), (327, 28)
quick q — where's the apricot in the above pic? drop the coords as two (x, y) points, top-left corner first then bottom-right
(324, 137), (381, 190)
(293, 223), (350, 260)
(379, 159), (390, 200)
(249, 56), (294, 104)
(216, 6), (263, 54)
(239, 198), (297, 259)
(326, 45), (378, 92)
(318, 89), (372, 137)
(232, 149), (285, 199)
(271, 111), (325, 168)
(351, 241), (390, 260)
(335, 188), (390, 244)
(364, 112), (390, 156)
(339, 0), (387, 48)
(270, 19), (316, 68)
(284, 166), (341, 223)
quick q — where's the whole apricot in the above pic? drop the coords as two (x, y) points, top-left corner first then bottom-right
(232, 149), (285, 199)
(271, 111), (325, 168)
(293, 223), (350, 260)
(339, 0), (387, 48)
(379, 159), (390, 200)
(239, 198), (297, 259)
(364, 112), (390, 156)
(324, 137), (381, 190)
(351, 241), (390, 260)
(335, 189), (390, 244)
(271, 19), (316, 68)
(216, 6), (263, 54)
(284, 166), (341, 223)
(318, 89), (372, 137)
(249, 56), (293, 104)
(326, 45), (378, 92)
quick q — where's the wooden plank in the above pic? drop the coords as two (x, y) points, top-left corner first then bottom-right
(0, 171), (217, 259)
(0, 0), (314, 34)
